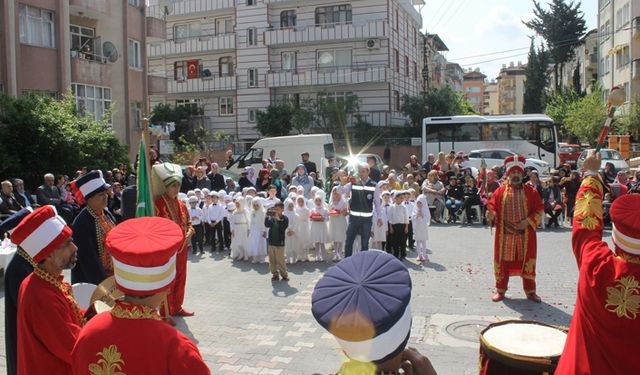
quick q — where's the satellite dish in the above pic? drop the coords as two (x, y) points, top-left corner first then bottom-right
(102, 41), (118, 63)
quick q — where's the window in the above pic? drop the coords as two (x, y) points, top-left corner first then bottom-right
(216, 18), (234, 35)
(393, 90), (400, 111)
(174, 23), (201, 39)
(315, 5), (352, 25)
(413, 27), (417, 45)
(248, 68), (258, 87)
(484, 123), (509, 141)
(282, 52), (296, 71)
(404, 55), (409, 76)
(176, 99), (203, 114)
(616, 45), (630, 68)
(454, 124), (481, 142)
(413, 62), (417, 80)
(130, 102), (141, 129)
(219, 97), (234, 115)
(317, 49), (351, 68)
(219, 57), (233, 76)
(509, 122), (535, 140)
(393, 49), (399, 72)
(247, 0), (256, 5)
(605, 55), (611, 73)
(19, 5), (55, 48)
(247, 27), (258, 46)
(282, 93), (300, 107)
(128, 39), (141, 68)
(318, 91), (352, 102)
(248, 109), (257, 123)
(624, 81), (630, 102)
(395, 9), (399, 31)
(466, 86), (481, 93)
(280, 10), (296, 28)
(174, 61), (185, 81)
(467, 97), (481, 104)
(70, 25), (96, 60)
(128, 0), (140, 7)
(71, 83), (112, 122)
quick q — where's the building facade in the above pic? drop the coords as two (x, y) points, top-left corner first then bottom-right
(445, 62), (463, 93)
(598, 0), (640, 113)
(550, 29), (598, 94)
(462, 69), (485, 113)
(496, 62), (525, 115)
(0, 0), (151, 158)
(147, 0), (425, 149)
(422, 33), (447, 90)
(483, 80), (499, 115)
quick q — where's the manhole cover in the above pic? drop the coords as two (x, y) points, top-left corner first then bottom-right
(445, 320), (490, 343)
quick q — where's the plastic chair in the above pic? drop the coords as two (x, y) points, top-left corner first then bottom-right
(72, 283), (97, 310)
(461, 205), (483, 224)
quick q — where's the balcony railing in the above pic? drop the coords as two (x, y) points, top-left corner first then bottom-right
(69, 0), (111, 17)
(147, 0), (234, 19)
(146, 15), (166, 41)
(148, 75), (168, 95)
(70, 55), (112, 87)
(148, 34), (236, 57)
(633, 17), (640, 38)
(168, 75), (236, 94)
(267, 65), (389, 88)
(264, 20), (388, 46)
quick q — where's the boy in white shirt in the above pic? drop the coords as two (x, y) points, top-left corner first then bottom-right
(207, 192), (226, 252)
(188, 196), (206, 254)
(387, 191), (409, 259)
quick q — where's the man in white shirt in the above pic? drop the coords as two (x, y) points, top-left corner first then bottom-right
(387, 191), (409, 259)
(188, 197), (205, 254)
(207, 192), (226, 252)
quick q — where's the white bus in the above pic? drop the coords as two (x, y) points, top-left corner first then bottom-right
(421, 114), (559, 168)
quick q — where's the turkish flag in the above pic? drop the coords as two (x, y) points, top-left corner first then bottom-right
(186, 60), (199, 79)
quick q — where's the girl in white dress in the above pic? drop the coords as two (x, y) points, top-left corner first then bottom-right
(328, 187), (348, 261)
(295, 195), (311, 260)
(230, 198), (250, 260)
(412, 194), (431, 262)
(309, 192), (329, 262)
(283, 197), (299, 264)
(371, 191), (390, 250)
(246, 198), (267, 263)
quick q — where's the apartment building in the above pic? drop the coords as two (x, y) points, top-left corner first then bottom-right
(495, 62), (525, 115)
(483, 80), (499, 115)
(146, 0), (425, 148)
(422, 33), (447, 90)
(445, 62), (463, 93)
(0, 0), (151, 158)
(598, 0), (640, 112)
(463, 69), (485, 113)
(550, 29), (598, 94)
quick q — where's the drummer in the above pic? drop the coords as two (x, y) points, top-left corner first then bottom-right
(10, 206), (82, 375)
(71, 217), (210, 374)
(311, 250), (437, 374)
(556, 151), (640, 374)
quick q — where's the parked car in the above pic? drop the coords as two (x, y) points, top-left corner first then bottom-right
(336, 153), (384, 176)
(558, 143), (582, 168)
(467, 148), (550, 176)
(576, 149), (629, 172)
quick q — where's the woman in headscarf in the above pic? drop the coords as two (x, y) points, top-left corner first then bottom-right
(295, 195), (311, 260)
(238, 167), (255, 190)
(291, 164), (313, 198)
(282, 196), (299, 264)
(246, 197), (267, 263)
(256, 168), (271, 192)
(602, 161), (617, 185)
(229, 197), (250, 261)
(412, 194), (431, 262)
(328, 187), (348, 261)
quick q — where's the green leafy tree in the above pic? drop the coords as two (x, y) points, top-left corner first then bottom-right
(545, 89), (580, 139)
(523, 40), (550, 113)
(255, 103), (293, 136)
(572, 62), (583, 96)
(617, 95), (640, 141)
(563, 87), (607, 144)
(313, 93), (360, 130)
(290, 97), (314, 134)
(150, 103), (210, 153)
(524, 0), (587, 92)
(401, 86), (475, 129)
(0, 93), (128, 188)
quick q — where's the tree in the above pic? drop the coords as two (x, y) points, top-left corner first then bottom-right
(290, 97), (314, 134)
(563, 87), (607, 144)
(523, 40), (550, 114)
(150, 103), (213, 153)
(401, 86), (475, 129)
(0, 93), (128, 188)
(255, 103), (293, 136)
(572, 62), (583, 96)
(617, 95), (640, 141)
(545, 89), (580, 139)
(524, 0), (587, 91)
(313, 93), (360, 130)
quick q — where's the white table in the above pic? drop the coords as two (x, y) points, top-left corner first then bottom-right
(0, 245), (17, 270)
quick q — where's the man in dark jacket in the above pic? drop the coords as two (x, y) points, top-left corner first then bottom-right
(301, 152), (317, 175)
(35, 173), (73, 223)
(207, 162), (226, 191)
(11, 179), (37, 209)
(265, 202), (289, 281)
(1, 180), (22, 215)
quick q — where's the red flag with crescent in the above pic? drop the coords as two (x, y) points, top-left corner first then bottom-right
(186, 60), (199, 79)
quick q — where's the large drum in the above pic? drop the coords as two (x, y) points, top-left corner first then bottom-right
(479, 320), (567, 375)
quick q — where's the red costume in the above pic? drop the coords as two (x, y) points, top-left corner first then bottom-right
(555, 177), (640, 374)
(487, 156), (544, 297)
(17, 273), (83, 375)
(72, 301), (210, 375)
(155, 194), (192, 315)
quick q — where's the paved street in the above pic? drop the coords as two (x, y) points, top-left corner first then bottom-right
(0, 223), (594, 374)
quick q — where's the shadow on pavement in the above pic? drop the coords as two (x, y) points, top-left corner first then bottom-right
(502, 298), (573, 326)
(286, 261), (332, 275)
(176, 319), (200, 344)
(230, 259), (270, 274)
(271, 281), (299, 297)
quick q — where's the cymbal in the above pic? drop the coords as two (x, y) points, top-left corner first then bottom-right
(93, 300), (112, 314)
(89, 276), (124, 307)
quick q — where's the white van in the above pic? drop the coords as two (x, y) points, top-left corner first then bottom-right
(226, 134), (335, 179)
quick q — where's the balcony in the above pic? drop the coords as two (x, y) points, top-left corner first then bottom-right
(264, 20), (388, 46)
(71, 55), (112, 87)
(147, 0), (234, 19)
(267, 65), (389, 88)
(633, 59), (640, 79)
(69, 0), (111, 18)
(148, 75), (167, 95)
(633, 17), (640, 38)
(168, 76), (236, 94)
(146, 15), (166, 42)
(148, 34), (236, 58)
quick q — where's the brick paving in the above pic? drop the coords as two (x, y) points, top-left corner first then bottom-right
(0, 223), (592, 374)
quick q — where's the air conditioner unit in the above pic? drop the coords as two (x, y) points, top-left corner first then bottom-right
(365, 39), (380, 50)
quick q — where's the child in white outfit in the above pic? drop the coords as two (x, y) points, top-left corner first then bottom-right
(328, 187), (348, 261)
(412, 194), (431, 262)
(309, 192), (329, 262)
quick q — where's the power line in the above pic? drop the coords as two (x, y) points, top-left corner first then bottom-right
(432, 0), (467, 31)
(424, 0), (446, 29)
(427, 0), (456, 31)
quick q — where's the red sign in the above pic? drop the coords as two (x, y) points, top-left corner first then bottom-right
(186, 60), (199, 79)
